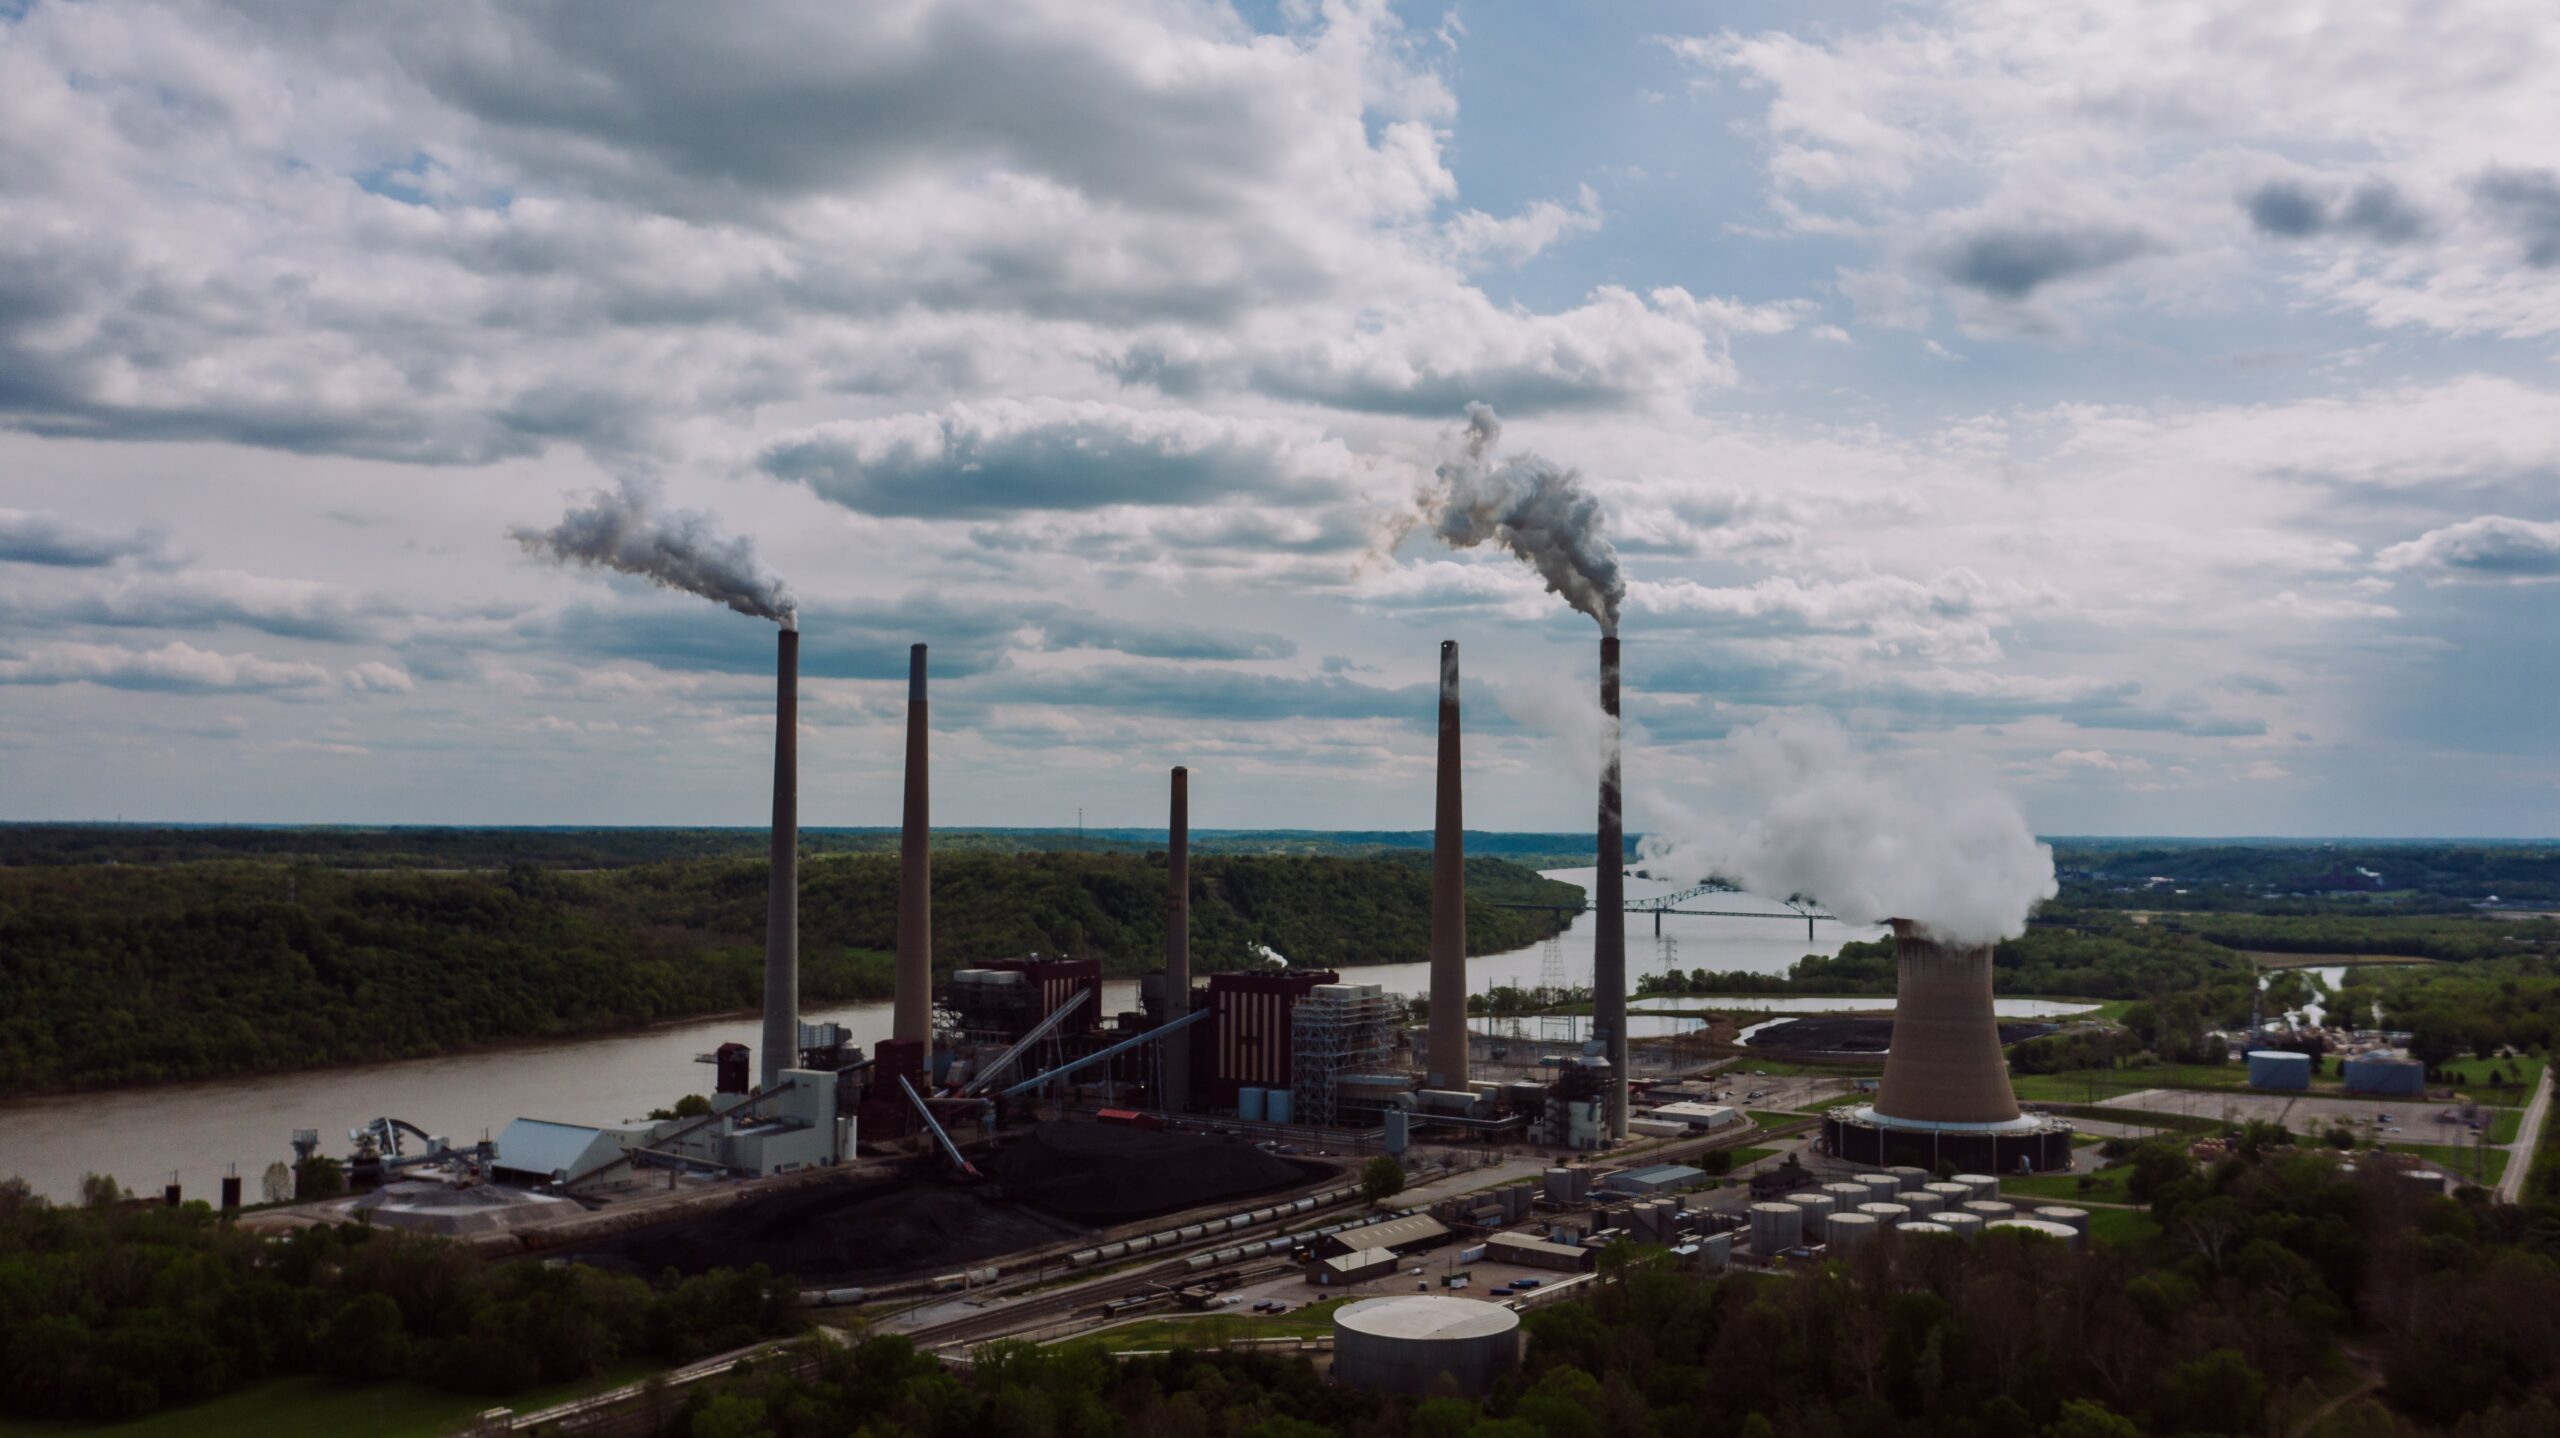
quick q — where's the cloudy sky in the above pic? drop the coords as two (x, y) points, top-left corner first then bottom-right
(2, 0), (2554, 836)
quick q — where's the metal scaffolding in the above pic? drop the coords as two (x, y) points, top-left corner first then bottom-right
(1290, 982), (1400, 1129)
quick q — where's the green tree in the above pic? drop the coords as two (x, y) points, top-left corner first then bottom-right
(317, 1293), (410, 1382)
(1361, 1155), (1406, 1208)
(2043, 1399), (2140, 1438)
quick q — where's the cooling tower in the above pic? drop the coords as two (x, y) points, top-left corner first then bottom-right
(1822, 918), (2073, 1171)
(759, 625), (801, 1088)
(1164, 765), (1192, 1113)
(1595, 635), (1627, 1138)
(893, 643), (933, 1053)
(1429, 640), (1468, 1088)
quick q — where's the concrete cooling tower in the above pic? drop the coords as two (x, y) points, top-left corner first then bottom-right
(1822, 920), (2071, 1173)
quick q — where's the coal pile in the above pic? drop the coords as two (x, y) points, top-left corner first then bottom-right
(983, 1122), (1327, 1223)
(1746, 1015), (2058, 1053)
(565, 1177), (1085, 1283)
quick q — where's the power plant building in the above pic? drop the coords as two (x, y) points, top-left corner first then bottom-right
(1197, 967), (1342, 1111)
(1822, 920), (2071, 1172)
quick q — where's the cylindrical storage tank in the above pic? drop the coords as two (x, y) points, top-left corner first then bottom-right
(1988, 1217), (2083, 1250)
(1824, 1212), (1879, 1250)
(1935, 1211), (1984, 1240)
(1855, 1173), (1901, 1202)
(1885, 1166), (1930, 1193)
(1960, 1200), (2015, 1223)
(1239, 1088), (1268, 1122)
(1821, 1181), (1870, 1208)
(1898, 1220), (1954, 1238)
(2343, 1051), (2425, 1096)
(1749, 1202), (1804, 1253)
(2246, 1050), (2311, 1090)
(1856, 1202), (1909, 1229)
(1099, 1242), (1129, 1260)
(1952, 1174), (1999, 1201)
(2034, 1206), (2090, 1236)
(1923, 1181), (1972, 1207)
(1786, 1190), (1837, 1222)
(1333, 1297), (1522, 1398)
(1902, 1190), (1947, 1216)
(1267, 1090), (1294, 1125)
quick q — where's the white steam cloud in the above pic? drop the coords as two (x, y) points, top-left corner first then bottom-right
(1637, 715), (2056, 946)
(511, 480), (796, 626)
(1427, 403), (1625, 635)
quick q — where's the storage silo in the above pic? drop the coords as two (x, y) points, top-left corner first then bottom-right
(1822, 1180), (1871, 1209)
(1267, 1090), (1294, 1125)
(1749, 1201), (1804, 1254)
(2344, 1050), (2424, 1096)
(1898, 1220), (1954, 1238)
(1902, 1190), (1948, 1216)
(1824, 1211), (1879, 1250)
(1960, 1199), (2015, 1223)
(2033, 1205), (2090, 1236)
(1923, 1180), (1972, 1205)
(2247, 1050), (2312, 1090)
(1694, 1231), (1734, 1268)
(1856, 1201), (1910, 1229)
(1785, 1190), (1836, 1239)
(1935, 1211), (1984, 1240)
(1885, 1166), (1931, 1192)
(1987, 1217), (2082, 1250)
(1333, 1296), (1521, 1397)
(1952, 1173), (1999, 1201)
(1239, 1088), (1268, 1122)
(1855, 1173), (1902, 1202)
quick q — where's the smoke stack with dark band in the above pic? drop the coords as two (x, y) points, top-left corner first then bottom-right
(1164, 766), (1192, 1113)
(894, 643), (933, 1054)
(760, 623), (801, 1088)
(1429, 640), (1468, 1088)
(1596, 635), (1627, 1138)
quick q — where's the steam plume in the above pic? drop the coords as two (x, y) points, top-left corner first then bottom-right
(1637, 715), (2056, 946)
(512, 479), (796, 626)
(1428, 403), (1624, 635)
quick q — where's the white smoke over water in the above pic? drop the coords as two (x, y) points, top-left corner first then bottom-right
(512, 480), (796, 626)
(1637, 715), (2056, 946)
(1427, 404), (1624, 635)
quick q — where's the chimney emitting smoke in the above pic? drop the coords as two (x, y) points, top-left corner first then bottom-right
(1429, 640), (1468, 1088)
(1595, 634), (1627, 1138)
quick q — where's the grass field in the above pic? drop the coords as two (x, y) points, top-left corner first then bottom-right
(1748, 1109), (1810, 1129)
(2012, 1054), (2542, 1108)
(1067, 1297), (1352, 1351)
(2087, 1208), (2163, 1247)
(0, 1363), (657, 1438)
(2386, 1143), (2509, 1187)
(1720, 1147), (1779, 1169)
(2000, 1167), (2137, 1206)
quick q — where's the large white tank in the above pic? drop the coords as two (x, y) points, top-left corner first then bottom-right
(1934, 1211), (1984, 1240)
(1898, 1220), (1954, 1238)
(2034, 1205), (2090, 1235)
(1952, 1173), (1999, 1201)
(1787, 1190), (1837, 1220)
(1333, 1296), (1522, 1397)
(1749, 1201), (1804, 1254)
(1856, 1201), (1910, 1229)
(1922, 1181), (1973, 1207)
(1824, 1211), (1879, 1250)
(1821, 1181), (1871, 1208)
(1885, 1166), (1931, 1192)
(1902, 1190), (1948, 1216)
(1854, 1173), (1901, 1202)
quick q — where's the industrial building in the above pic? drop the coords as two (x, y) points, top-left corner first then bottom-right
(2344, 1049), (2425, 1095)
(1313, 1213), (1451, 1259)
(1484, 1232), (1598, 1272)
(1332, 1296), (1522, 1397)
(2248, 1050), (2314, 1090)
(1603, 1163), (1709, 1195)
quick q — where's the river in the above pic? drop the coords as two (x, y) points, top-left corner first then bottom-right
(0, 867), (1890, 1201)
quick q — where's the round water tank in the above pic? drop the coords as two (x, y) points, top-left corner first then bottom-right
(1856, 1202), (1909, 1228)
(1960, 1199), (2015, 1222)
(1333, 1296), (1522, 1397)
(1748, 1201), (1803, 1254)
(1267, 1091), (1294, 1125)
(1922, 1181), (1972, 1205)
(1821, 1181), (1870, 1206)
(1935, 1211), (1984, 1239)
(1885, 1166), (1931, 1192)
(1902, 1191), (1948, 1216)
(1898, 1220), (1953, 1238)
(2343, 1051), (2424, 1096)
(1238, 1087), (1267, 1122)
(2246, 1050), (2312, 1090)
(1952, 1173), (1999, 1201)
(1987, 1217), (2083, 1249)
(1786, 1190), (1837, 1219)
(1824, 1212), (1879, 1250)
(1854, 1173), (1901, 1201)
(2033, 1205), (2089, 1235)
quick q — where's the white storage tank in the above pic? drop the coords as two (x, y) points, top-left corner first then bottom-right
(1695, 1231), (1734, 1268)
(1952, 1173), (1999, 1201)
(1935, 1211), (1984, 1240)
(1856, 1202), (1909, 1229)
(1749, 1201), (1804, 1254)
(2034, 1206), (2090, 1236)
(1902, 1191), (1948, 1216)
(1824, 1211), (1879, 1250)
(1333, 1296), (1522, 1397)
(1987, 1217), (2083, 1250)
(1854, 1173), (1901, 1202)
(1885, 1166), (1931, 1193)
(1923, 1181), (1973, 1207)
(1960, 1199), (2015, 1223)
(1898, 1220), (1954, 1238)
(2246, 1050), (2312, 1090)
(1821, 1181), (1871, 1210)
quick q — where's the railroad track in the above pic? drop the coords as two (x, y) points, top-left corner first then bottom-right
(904, 1257), (1297, 1349)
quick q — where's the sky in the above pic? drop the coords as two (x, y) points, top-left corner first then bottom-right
(1, 0), (2555, 837)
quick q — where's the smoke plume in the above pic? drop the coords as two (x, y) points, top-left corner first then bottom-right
(512, 480), (796, 626)
(1428, 404), (1624, 634)
(1637, 715), (2056, 946)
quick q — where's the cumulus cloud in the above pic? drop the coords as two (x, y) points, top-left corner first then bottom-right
(2474, 168), (2560, 268)
(1930, 221), (2160, 299)
(344, 661), (417, 694)
(0, 510), (162, 568)
(2375, 515), (2560, 584)
(2245, 179), (2429, 243)
(0, 640), (332, 693)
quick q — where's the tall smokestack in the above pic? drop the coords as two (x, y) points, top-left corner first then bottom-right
(1164, 766), (1191, 1113)
(760, 624), (800, 1088)
(1595, 635), (1627, 1138)
(1429, 640), (1468, 1087)
(894, 643), (933, 1054)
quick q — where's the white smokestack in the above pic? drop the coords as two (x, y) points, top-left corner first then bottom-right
(1426, 403), (1624, 636)
(1637, 714), (2058, 946)
(511, 478), (796, 626)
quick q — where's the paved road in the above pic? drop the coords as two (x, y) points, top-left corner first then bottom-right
(2495, 1063), (2552, 1205)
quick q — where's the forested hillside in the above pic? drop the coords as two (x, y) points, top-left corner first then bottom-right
(0, 852), (1577, 1093)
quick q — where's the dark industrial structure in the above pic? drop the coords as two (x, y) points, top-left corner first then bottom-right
(894, 642), (933, 1056)
(1429, 640), (1468, 1089)
(1595, 634), (1628, 1138)
(760, 624), (801, 1089)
